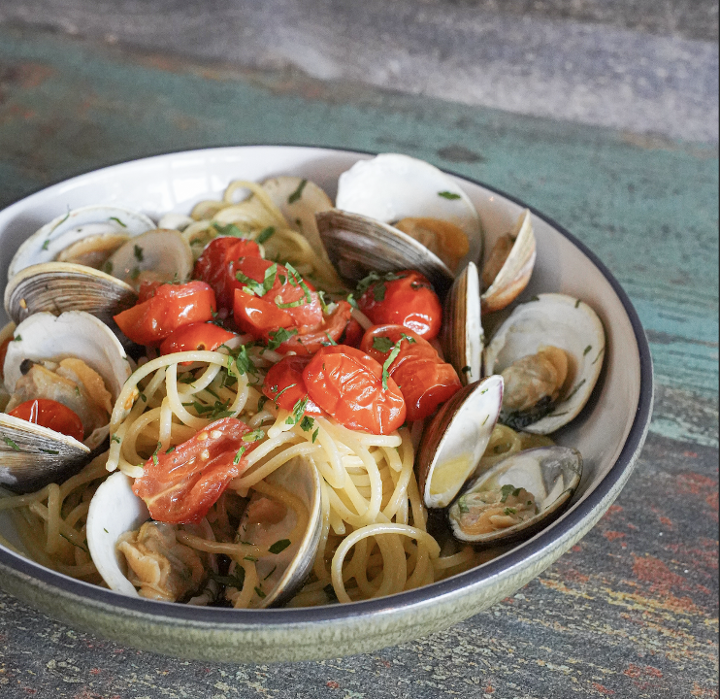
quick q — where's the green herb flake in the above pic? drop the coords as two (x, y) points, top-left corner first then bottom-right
(288, 179), (308, 204)
(457, 497), (470, 514)
(438, 191), (462, 200)
(165, 446), (176, 455)
(41, 239), (50, 250)
(300, 416), (315, 432)
(504, 507), (517, 516)
(133, 244), (144, 262)
(12, 335), (21, 342)
(111, 434), (121, 444)
(233, 446), (247, 465)
(372, 337), (395, 354)
(256, 226), (276, 244)
(286, 397), (309, 425)
(242, 429), (266, 443)
(213, 222), (247, 238)
(254, 586), (267, 599)
(269, 539), (292, 554)
(243, 555), (258, 562)
(584, 345), (593, 356)
(3, 436), (20, 451)
(264, 565), (277, 581)
(462, 366), (472, 375)
(311, 428), (320, 444)
(324, 332), (337, 346)
(257, 395), (268, 412)
(267, 327), (298, 351)
(575, 298), (582, 308)
(109, 216), (127, 228)
(380, 334), (415, 390)
(500, 484), (516, 503)
(209, 568), (246, 590)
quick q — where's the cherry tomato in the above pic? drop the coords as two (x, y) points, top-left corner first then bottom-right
(159, 322), (238, 356)
(277, 301), (353, 356)
(361, 324), (461, 421)
(132, 417), (260, 524)
(262, 356), (323, 416)
(232, 257), (324, 342)
(303, 346), (406, 435)
(356, 271), (443, 340)
(9, 398), (84, 442)
(339, 317), (364, 348)
(114, 281), (217, 347)
(193, 237), (262, 310)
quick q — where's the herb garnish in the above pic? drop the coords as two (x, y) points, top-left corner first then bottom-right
(269, 539), (292, 554)
(209, 568), (246, 589)
(133, 244), (144, 262)
(267, 327), (298, 351)
(256, 226), (275, 244)
(288, 179), (308, 204)
(3, 437), (20, 451)
(438, 191), (462, 200)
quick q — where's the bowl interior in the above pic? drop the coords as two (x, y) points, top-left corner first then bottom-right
(0, 146), (643, 620)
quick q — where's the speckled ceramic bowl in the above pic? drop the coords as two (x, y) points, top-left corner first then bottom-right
(0, 146), (653, 662)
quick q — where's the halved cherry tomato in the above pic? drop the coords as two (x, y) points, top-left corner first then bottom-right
(361, 324), (461, 421)
(132, 417), (260, 524)
(277, 301), (353, 356)
(303, 346), (406, 435)
(339, 317), (364, 348)
(194, 236), (263, 310)
(262, 356), (323, 416)
(232, 257), (324, 341)
(356, 271), (443, 340)
(113, 281), (217, 347)
(9, 398), (84, 442)
(160, 322), (238, 356)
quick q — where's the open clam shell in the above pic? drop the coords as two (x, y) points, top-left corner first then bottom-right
(442, 261), (483, 385)
(484, 294), (606, 434)
(417, 375), (504, 509)
(4, 262), (138, 326)
(481, 209), (536, 314)
(316, 209), (455, 296)
(237, 454), (323, 608)
(448, 446), (582, 547)
(0, 312), (131, 493)
(335, 153), (483, 267)
(105, 228), (194, 289)
(8, 205), (155, 280)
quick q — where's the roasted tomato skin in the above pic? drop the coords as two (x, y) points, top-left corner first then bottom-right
(9, 398), (85, 442)
(114, 281), (217, 347)
(132, 417), (259, 524)
(159, 322), (238, 356)
(278, 301), (353, 356)
(193, 237), (262, 310)
(356, 271), (443, 340)
(262, 356), (323, 416)
(361, 324), (461, 421)
(303, 346), (406, 435)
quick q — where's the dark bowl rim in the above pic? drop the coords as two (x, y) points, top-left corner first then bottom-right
(0, 144), (654, 626)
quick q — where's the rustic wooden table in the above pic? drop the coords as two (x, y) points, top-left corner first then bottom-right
(0, 22), (717, 699)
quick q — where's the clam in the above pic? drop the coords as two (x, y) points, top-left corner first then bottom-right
(8, 205), (155, 280)
(0, 312), (131, 493)
(234, 454), (323, 608)
(416, 375), (504, 509)
(484, 294), (606, 434)
(448, 446), (582, 547)
(441, 262), (483, 385)
(4, 263), (137, 326)
(86, 454), (322, 607)
(4, 228), (193, 325)
(481, 209), (536, 314)
(335, 153), (483, 270)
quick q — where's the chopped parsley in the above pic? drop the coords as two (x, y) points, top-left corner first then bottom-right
(254, 586), (267, 599)
(133, 244), (144, 262)
(41, 239), (50, 251)
(209, 568), (246, 590)
(381, 334), (416, 390)
(233, 447), (247, 465)
(500, 485), (522, 503)
(236, 263), (278, 298)
(267, 327), (298, 351)
(288, 179), (308, 204)
(372, 336), (395, 353)
(269, 539), (292, 554)
(311, 428), (320, 443)
(152, 442), (162, 466)
(300, 416), (315, 432)
(3, 437), (20, 451)
(111, 434), (121, 444)
(264, 565), (277, 581)
(213, 222), (247, 238)
(256, 226), (276, 244)
(109, 216), (127, 228)
(273, 383), (297, 404)
(242, 429), (266, 443)
(457, 496), (470, 514)
(354, 271), (404, 303)
(504, 507), (517, 516)
(584, 345), (593, 356)
(286, 397), (309, 425)
(438, 191), (462, 200)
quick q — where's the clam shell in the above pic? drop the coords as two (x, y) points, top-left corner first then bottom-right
(238, 454), (323, 608)
(441, 262), (483, 385)
(448, 446), (582, 547)
(417, 375), (504, 509)
(4, 262), (137, 326)
(8, 206), (155, 280)
(335, 153), (483, 266)
(106, 228), (194, 289)
(0, 312), (132, 492)
(316, 209), (454, 296)
(484, 293), (606, 434)
(481, 209), (536, 314)
(86, 471), (150, 597)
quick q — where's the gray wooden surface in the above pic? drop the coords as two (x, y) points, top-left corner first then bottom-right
(0, 8), (717, 698)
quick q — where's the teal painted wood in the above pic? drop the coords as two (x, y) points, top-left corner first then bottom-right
(0, 25), (716, 699)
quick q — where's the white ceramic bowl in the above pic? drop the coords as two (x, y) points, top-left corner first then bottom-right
(0, 146), (653, 662)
